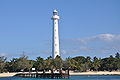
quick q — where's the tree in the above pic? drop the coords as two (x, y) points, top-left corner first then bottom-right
(100, 55), (116, 71)
(80, 63), (89, 72)
(115, 52), (120, 70)
(1, 52), (120, 73)
(17, 54), (29, 72)
(73, 56), (86, 64)
(0, 56), (7, 73)
(34, 57), (45, 73)
(63, 57), (78, 71)
(92, 56), (101, 71)
(45, 56), (54, 73)
(85, 56), (92, 71)
(7, 56), (34, 72)
(45, 55), (63, 73)
(54, 55), (63, 70)
(26, 60), (34, 72)
(7, 54), (31, 72)
(72, 56), (86, 71)
(115, 52), (120, 59)
(6, 58), (18, 72)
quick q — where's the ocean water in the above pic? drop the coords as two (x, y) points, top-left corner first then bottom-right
(0, 75), (120, 80)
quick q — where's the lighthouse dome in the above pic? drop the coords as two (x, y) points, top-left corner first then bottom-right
(53, 9), (58, 13)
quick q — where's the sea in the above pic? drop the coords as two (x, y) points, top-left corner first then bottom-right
(0, 75), (120, 80)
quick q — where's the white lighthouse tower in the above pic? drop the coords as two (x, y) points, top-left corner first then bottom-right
(51, 10), (60, 59)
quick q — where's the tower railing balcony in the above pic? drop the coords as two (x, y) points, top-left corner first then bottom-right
(52, 15), (60, 20)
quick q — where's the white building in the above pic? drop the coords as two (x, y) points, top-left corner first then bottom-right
(51, 10), (60, 59)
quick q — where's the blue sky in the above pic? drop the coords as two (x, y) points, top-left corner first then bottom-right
(0, 0), (120, 60)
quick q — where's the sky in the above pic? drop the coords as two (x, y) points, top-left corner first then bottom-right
(0, 0), (120, 60)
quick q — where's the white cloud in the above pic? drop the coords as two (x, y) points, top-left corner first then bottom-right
(60, 34), (120, 58)
(61, 50), (67, 54)
(77, 34), (120, 42)
(98, 34), (114, 41)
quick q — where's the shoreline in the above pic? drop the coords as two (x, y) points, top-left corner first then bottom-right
(70, 71), (120, 75)
(0, 73), (17, 77)
(0, 71), (120, 77)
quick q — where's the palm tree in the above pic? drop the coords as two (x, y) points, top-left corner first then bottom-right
(0, 56), (7, 73)
(93, 56), (101, 71)
(54, 55), (63, 70)
(85, 56), (92, 71)
(63, 57), (78, 71)
(44, 56), (54, 73)
(34, 57), (45, 73)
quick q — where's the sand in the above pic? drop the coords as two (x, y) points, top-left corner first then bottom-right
(0, 71), (120, 77)
(70, 71), (120, 75)
(0, 73), (17, 77)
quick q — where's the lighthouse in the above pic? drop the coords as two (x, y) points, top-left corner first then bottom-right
(51, 10), (60, 59)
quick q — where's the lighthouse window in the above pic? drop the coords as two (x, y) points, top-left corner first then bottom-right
(53, 12), (57, 15)
(55, 51), (57, 54)
(55, 44), (57, 46)
(55, 22), (56, 24)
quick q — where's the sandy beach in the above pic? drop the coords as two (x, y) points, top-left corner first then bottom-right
(0, 73), (17, 77)
(0, 71), (120, 77)
(70, 71), (120, 75)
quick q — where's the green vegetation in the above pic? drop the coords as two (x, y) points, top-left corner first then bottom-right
(0, 52), (120, 73)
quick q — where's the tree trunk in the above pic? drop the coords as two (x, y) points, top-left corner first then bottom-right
(51, 69), (54, 74)
(43, 69), (45, 74)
